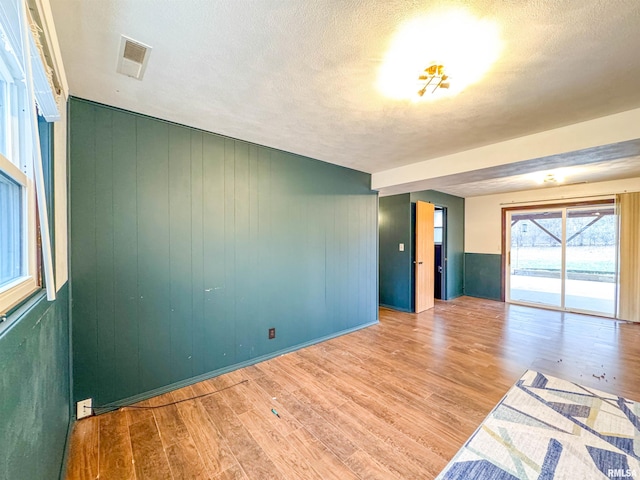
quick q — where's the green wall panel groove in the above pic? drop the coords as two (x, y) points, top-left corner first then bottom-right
(69, 98), (378, 406)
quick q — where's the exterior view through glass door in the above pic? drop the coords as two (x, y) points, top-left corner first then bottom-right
(506, 203), (618, 317)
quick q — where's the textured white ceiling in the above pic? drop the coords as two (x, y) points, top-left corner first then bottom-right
(50, 0), (640, 194)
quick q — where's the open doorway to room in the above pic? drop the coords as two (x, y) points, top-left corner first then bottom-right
(503, 200), (618, 317)
(434, 207), (447, 300)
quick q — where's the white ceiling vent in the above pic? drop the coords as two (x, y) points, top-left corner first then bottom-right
(117, 35), (152, 80)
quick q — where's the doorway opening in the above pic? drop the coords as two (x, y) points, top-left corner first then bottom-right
(412, 202), (448, 312)
(434, 207), (447, 300)
(504, 200), (618, 317)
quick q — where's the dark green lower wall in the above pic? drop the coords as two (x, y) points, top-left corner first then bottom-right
(0, 285), (71, 480)
(464, 253), (502, 300)
(69, 98), (378, 407)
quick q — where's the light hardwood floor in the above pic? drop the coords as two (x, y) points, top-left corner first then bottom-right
(65, 297), (640, 479)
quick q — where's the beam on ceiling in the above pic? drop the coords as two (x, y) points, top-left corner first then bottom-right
(371, 107), (640, 195)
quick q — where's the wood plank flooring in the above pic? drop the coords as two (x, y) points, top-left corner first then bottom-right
(65, 297), (640, 480)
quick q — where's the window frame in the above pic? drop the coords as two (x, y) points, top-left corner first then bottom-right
(0, 152), (39, 312)
(0, 16), (40, 315)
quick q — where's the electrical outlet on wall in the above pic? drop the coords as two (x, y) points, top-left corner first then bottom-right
(77, 398), (93, 420)
(268, 327), (276, 339)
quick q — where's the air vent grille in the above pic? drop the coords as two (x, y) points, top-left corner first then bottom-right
(117, 35), (152, 80)
(123, 40), (147, 64)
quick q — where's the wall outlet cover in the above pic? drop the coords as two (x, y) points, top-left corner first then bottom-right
(268, 327), (276, 339)
(77, 398), (93, 420)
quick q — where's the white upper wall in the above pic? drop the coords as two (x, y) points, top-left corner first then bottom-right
(465, 176), (640, 254)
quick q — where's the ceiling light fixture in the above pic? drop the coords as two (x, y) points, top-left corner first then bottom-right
(527, 168), (575, 185)
(417, 64), (450, 96)
(377, 9), (502, 101)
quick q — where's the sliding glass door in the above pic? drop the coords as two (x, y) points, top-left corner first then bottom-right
(564, 206), (618, 315)
(506, 203), (618, 317)
(509, 209), (563, 308)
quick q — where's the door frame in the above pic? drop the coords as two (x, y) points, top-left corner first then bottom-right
(435, 206), (447, 300)
(501, 198), (616, 316)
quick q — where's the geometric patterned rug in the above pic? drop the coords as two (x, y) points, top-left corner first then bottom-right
(436, 370), (640, 479)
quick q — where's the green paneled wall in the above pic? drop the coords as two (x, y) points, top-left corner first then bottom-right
(411, 190), (465, 300)
(0, 286), (70, 480)
(464, 253), (502, 300)
(379, 194), (412, 311)
(69, 98), (378, 406)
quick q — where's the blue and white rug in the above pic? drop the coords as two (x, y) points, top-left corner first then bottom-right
(437, 370), (640, 479)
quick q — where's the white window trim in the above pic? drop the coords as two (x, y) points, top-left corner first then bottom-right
(22, 0), (55, 302)
(0, 149), (24, 182)
(0, 152), (38, 312)
(0, 0), (57, 315)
